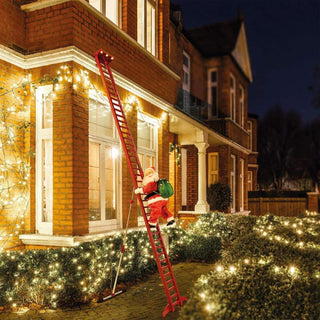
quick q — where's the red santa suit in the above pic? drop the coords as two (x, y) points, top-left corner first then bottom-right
(135, 167), (175, 227)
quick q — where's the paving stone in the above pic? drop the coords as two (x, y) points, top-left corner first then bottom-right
(0, 263), (213, 320)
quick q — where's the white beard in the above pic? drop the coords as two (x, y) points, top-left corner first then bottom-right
(142, 172), (159, 186)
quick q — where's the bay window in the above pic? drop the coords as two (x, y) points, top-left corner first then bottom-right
(89, 89), (120, 232)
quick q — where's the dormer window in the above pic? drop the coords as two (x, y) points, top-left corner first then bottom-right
(89, 0), (121, 26)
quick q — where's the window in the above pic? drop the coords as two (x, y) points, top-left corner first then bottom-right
(137, 112), (158, 225)
(137, 0), (157, 55)
(208, 69), (218, 118)
(248, 170), (253, 191)
(36, 85), (53, 235)
(230, 154), (236, 213)
(230, 73), (236, 121)
(208, 152), (219, 186)
(89, 90), (120, 232)
(240, 158), (244, 211)
(248, 120), (253, 150)
(239, 85), (244, 127)
(89, 0), (121, 26)
(181, 149), (187, 207)
(182, 51), (190, 92)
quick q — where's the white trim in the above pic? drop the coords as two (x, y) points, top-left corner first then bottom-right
(35, 85), (54, 235)
(0, 45), (250, 154)
(230, 154), (236, 213)
(240, 158), (244, 211)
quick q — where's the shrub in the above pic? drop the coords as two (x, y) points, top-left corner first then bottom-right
(207, 183), (232, 212)
(179, 262), (320, 320)
(0, 222), (223, 309)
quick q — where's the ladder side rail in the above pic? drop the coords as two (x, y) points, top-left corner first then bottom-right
(94, 53), (143, 190)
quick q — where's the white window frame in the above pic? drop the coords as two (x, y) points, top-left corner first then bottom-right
(230, 154), (236, 213)
(239, 85), (244, 127)
(230, 73), (236, 121)
(240, 158), (244, 211)
(89, 90), (121, 233)
(248, 170), (253, 191)
(248, 120), (253, 150)
(182, 51), (191, 92)
(208, 152), (219, 186)
(208, 69), (218, 119)
(137, 112), (158, 226)
(89, 0), (122, 26)
(137, 0), (157, 56)
(36, 85), (53, 235)
(181, 148), (187, 207)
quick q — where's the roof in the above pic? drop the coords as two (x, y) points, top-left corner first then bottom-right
(185, 18), (243, 57)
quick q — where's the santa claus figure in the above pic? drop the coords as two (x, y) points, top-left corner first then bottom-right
(135, 167), (175, 228)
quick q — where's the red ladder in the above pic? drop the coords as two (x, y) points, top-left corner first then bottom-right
(94, 49), (187, 317)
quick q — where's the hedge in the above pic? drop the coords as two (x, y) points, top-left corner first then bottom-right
(179, 212), (320, 320)
(0, 222), (222, 309)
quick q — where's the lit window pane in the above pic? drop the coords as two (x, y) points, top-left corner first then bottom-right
(138, 120), (151, 148)
(106, 0), (119, 25)
(89, 99), (113, 137)
(42, 139), (52, 222)
(105, 146), (117, 220)
(146, 1), (156, 54)
(137, 0), (145, 46)
(89, 142), (101, 221)
(89, 0), (101, 12)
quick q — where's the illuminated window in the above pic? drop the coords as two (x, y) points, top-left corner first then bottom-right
(230, 154), (236, 213)
(248, 170), (253, 191)
(89, 0), (121, 26)
(89, 90), (120, 232)
(208, 152), (219, 186)
(137, 112), (158, 225)
(239, 85), (244, 127)
(248, 120), (253, 150)
(230, 73), (236, 121)
(240, 158), (244, 211)
(182, 51), (190, 92)
(36, 85), (53, 235)
(208, 69), (217, 118)
(137, 0), (157, 55)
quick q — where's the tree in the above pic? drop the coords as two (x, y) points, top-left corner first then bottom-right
(258, 105), (303, 190)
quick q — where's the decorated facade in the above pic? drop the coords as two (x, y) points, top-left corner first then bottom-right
(0, 0), (257, 250)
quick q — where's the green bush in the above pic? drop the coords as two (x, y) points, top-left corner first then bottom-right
(179, 213), (320, 319)
(207, 183), (232, 212)
(179, 262), (320, 320)
(0, 221), (223, 309)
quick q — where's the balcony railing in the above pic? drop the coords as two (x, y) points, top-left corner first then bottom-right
(175, 88), (210, 123)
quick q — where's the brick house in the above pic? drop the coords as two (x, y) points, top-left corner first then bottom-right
(0, 0), (257, 250)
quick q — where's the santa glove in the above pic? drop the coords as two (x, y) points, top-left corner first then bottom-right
(135, 188), (143, 194)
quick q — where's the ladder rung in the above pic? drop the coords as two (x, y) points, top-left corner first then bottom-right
(171, 293), (178, 298)
(169, 286), (176, 291)
(166, 279), (173, 284)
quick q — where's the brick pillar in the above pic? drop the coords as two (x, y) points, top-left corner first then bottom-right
(307, 192), (319, 213)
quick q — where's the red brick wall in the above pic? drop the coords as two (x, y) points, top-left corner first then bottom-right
(183, 145), (198, 210)
(0, 0), (26, 52)
(22, 1), (178, 105)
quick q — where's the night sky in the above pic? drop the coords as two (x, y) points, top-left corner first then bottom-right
(173, 0), (320, 122)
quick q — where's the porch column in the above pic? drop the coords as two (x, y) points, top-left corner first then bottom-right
(194, 142), (210, 212)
